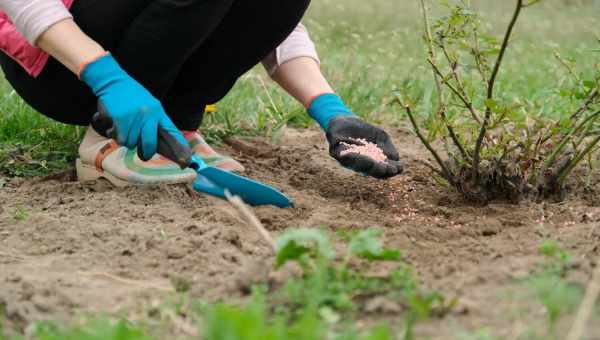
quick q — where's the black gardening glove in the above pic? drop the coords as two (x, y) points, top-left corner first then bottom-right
(326, 116), (403, 179)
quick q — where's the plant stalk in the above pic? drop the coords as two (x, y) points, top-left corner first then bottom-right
(402, 102), (454, 183)
(472, 0), (523, 177)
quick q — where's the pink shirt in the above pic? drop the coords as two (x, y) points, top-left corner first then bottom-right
(0, 0), (319, 77)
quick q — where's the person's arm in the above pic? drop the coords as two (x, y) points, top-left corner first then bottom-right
(265, 24), (403, 179)
(271, 56), (333, 108)
(37, 19), (106, 74)
(0, 0), (104, 70)
(263, 23), (329, 106)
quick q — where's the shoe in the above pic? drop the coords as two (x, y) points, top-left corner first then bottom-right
(183, 130), (245, 173)
(76, 128), (196, 187)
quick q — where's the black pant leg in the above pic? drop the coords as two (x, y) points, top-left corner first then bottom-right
(162, 0), (312, 130)
(112, 0), (235, 99)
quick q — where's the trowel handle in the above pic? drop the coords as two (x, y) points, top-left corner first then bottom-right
(157, 127), (193, 169)
(91, 101), (192, 169)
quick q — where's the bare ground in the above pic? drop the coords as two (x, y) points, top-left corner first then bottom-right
(1, 127), (600, 339)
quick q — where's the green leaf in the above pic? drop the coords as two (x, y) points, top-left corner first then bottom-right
(348, 230), (401, 262)
(275, 242), (311, 268)
(484, 99), (498, 111)
(275, 229), (335, 268)
(583, 79), (596, 90)
(363, 324), (392, 340)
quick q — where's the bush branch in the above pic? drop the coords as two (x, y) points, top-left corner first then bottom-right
(428, 59), (481, 124)
(472, 0), (523, 177)
(419, 0), (443, 103)
(557, 135), (600, 185)
(571, 89), (599, 120)
(401, 102), (454, 183)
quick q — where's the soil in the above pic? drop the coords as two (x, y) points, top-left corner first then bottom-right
(1, 127), (600, 339)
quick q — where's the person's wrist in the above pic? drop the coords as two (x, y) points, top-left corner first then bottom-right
(307, 93), (355, 130)
(78, 51), (110, 79)
(79, 53), (124, 95)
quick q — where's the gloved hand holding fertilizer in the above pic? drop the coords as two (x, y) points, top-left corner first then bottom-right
(308, 93), (403, 179)
(80, 53), (188, 161)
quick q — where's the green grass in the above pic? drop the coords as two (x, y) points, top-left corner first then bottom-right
(0, 82), (82, 177)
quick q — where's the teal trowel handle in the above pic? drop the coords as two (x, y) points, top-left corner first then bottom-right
(156, 128), (209, 172)
(156, 128), (193, 169)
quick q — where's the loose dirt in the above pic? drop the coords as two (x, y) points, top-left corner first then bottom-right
(1, 127), (599, 338)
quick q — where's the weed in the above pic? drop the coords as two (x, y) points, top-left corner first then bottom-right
(538, 240), (572, 275)
(274, 228), (453, 340)
(12, 205), (28, 222)
(521, 241), (584, 337)
(29, 319), (151, 340)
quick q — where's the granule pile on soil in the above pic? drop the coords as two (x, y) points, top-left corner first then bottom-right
(340, 138), (387, 163)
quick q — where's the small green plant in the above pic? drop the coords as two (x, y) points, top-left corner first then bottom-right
(522, 241), (583, 336)
(12, 205), (28, 221)
(201, 288), (393, 340)
(538, 240), (572, 275)
(0, 302), (7, 340)
(29, 319), (151, 340)
(275, 228), (453, 340)
(400, 0), (600, 204)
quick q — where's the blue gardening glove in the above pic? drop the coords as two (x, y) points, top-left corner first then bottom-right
(81, 53), (187, 161)
(308, 93), (403, 179)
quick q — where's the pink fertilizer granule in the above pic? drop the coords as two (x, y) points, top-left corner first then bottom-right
(340, 138), (387, 163)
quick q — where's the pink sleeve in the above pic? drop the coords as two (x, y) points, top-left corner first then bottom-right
(262, 23), (320, 76)
(0, 0), (72, 45)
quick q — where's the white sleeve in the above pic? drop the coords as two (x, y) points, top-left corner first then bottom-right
(262, 23), (320, 76)
(0, 0), (73, 45)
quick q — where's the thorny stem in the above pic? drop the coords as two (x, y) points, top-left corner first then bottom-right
(538, 88), (599, 147)
(472, 0), (523, 178)
(472, 27), (489, 81)
(441, 109), (470, 160)
(420, 0), (443, 103)
(544, 109), (600, 169)
(439, 39), (469, 99)
(574, 115), (599, 149)
(554, 52), (582, 85)
(571, 89), (599, 120)
(427, 59), (481, 123)
(557, 135), (600, 185)
(401, 101), (454, 183)
(438, 38), (482, 125)
(420, 0), (470, 161)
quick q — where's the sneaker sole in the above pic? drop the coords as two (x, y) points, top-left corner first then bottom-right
(76, 158), (130, 187)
